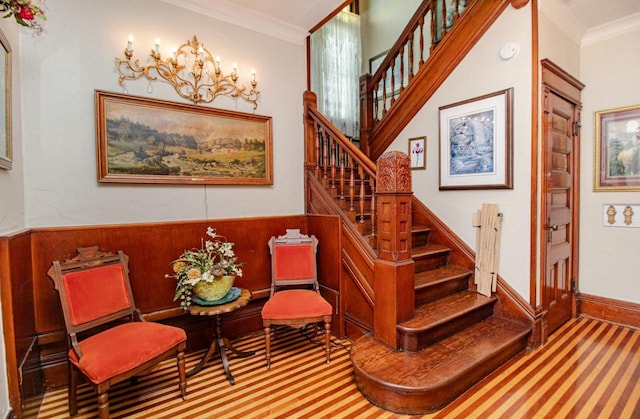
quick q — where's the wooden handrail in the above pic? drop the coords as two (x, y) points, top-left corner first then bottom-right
(366, 0), (465, 129)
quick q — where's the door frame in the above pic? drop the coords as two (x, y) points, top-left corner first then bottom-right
(538, 59), (584, 342)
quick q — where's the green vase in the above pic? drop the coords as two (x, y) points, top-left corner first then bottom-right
(193, 275), (235, 301)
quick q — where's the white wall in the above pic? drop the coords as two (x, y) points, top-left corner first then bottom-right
(1, 0), (309, 413)
(360, 0), (421, 74)
(0, 14), (23, 418)
(20, 0), (307, 228)
(386, 4), (533, 300)
(0, 17), (24, 235)
(579, 26), (640, 303)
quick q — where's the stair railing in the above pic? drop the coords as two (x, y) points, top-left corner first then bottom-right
(304, 92), (378, 246)
(363, 0), (466, 132)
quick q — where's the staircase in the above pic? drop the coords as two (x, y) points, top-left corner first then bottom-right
(351, 219), (531, 414)
(304, 0), (533, 414)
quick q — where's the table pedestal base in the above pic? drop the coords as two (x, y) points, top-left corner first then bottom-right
(186, 314), (255, 384)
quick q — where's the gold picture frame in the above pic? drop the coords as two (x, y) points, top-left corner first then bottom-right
(0, 28), (11, 170)
(594, 104), (640, 191)
(95, 90), (273, 185)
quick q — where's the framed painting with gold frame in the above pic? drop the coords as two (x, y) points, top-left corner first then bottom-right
(95, 90), (273, 185)
(594, 104), (640, 191)
(0, 29), (11, 170)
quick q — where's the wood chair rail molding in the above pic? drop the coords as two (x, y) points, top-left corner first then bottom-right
(0, 214), (341, 403)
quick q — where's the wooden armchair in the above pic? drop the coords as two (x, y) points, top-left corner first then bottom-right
(260, 229), (332, 368)
(47, 246), (187, 419)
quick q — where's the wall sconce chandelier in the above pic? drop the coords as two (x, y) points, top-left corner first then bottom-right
(116, 35), (260, 109)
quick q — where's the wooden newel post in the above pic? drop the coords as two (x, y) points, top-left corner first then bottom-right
(373, 151), (415, 349)
(303, 91), (318, 170)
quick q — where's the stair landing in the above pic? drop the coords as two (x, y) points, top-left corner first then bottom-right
(351, 316), (531, 414)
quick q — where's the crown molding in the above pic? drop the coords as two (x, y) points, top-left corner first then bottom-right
(158, 0), (309, 45)
(582, 12), (640, 47)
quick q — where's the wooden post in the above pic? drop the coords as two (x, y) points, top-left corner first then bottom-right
(373, 151), (414, 348)
(359, 73), (373, 157)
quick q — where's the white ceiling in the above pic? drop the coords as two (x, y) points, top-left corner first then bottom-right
(158, 0), (344, 45)
(159, 0), (640, 45)
(562, 0), (640, 29)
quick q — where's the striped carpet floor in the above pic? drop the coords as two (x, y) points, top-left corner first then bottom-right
(36, 316), (640, 418)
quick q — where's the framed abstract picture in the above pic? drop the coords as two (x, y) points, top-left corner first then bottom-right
(438, 88), (513, 190)
(594, 104), (640, 191)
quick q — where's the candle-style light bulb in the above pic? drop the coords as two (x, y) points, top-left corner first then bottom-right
(126, 34), (133, 51)
(251, 68), (256, 82)
(232, 63), (237, 76)
(198, 46), (204, 61)
(154, 38), (161, 54)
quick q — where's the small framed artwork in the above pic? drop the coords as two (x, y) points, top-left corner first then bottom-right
(409, 136), (426, 169)
(95, 90), (273, 185)
(594, 104), (640, 191)
(438, 88), (513, 190)
(0, 29), (11, 170)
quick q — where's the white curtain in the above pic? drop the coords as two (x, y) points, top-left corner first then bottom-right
(310, 10), (362, 141)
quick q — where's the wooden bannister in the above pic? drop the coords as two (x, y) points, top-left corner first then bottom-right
(360, 0), (513, 160)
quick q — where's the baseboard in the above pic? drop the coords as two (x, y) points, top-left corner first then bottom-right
(579, 293), (640, 329)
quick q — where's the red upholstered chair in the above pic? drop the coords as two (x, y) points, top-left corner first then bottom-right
(261, 229), (332, 368)
(47, 246), (187, 419)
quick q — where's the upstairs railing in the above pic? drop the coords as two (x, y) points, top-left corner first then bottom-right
(360, 0), (513, 159)
(364, 0), (468, 133)
(304, 91), (378, 247)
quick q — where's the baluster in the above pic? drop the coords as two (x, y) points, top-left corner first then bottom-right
(330, 138), (337, 195)
(430, 5), (436, 52)
(441, 0), (447, 37)
(369, 176), (376, 245)
(382, 71), (388, 116)
(399, 44), (405, 91)
(408, 37), (414, 81)
(315, 125), (322, 180)
(454, 0), (460, 21)
(349, 158), (356, 220)
(339, 146), (346, 203)
(390, 58), (396, 105)
(322, 129), (329, 186)
(358, 166), (366, 228)
(419, 15), (425, 66)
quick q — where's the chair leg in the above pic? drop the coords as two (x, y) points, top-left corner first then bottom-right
(68, 364), (78, 416)
(324, 320), (331, 364)
(264, 325), (271, 369)
(176, 349), (187, 400)
(97, 392), (109, 419)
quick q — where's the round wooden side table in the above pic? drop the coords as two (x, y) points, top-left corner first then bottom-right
(186, 288), (254, 384)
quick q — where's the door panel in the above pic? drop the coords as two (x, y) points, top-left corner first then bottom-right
(541, 84), (581, 336)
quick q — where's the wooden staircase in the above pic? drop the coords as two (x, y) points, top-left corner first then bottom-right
(351, 220), (531, 414)
(304, 0), (533, 414)
(303, 102), (532, 412)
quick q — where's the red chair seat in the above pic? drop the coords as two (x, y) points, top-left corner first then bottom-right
(69, 319), (186, 384)
(261, 289), (332, 320)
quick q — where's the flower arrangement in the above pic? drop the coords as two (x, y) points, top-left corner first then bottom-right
(166, 227), (244, 310)
(0, 0), (46, 36)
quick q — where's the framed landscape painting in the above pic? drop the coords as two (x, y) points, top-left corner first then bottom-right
(95, 90), (273, 185)
(594, 104), (640, 191)
(438, 88), (513, 190)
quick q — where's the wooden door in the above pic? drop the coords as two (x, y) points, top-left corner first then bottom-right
(540, 60), (584, 337)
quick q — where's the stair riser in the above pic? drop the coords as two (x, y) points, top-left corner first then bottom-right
(415, 275), (469, 306)
(411, 231), (431, 248)
(400, 302), (496, 352)
(413, 253), (449, 271)
(354, 333), (529, 415)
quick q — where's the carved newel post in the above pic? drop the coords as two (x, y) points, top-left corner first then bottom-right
(373, 151), (415, 349)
